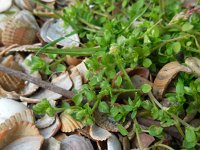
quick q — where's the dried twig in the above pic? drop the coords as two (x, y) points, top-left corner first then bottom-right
(0, 64), (75, 98)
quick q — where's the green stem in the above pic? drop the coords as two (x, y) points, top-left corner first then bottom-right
(154, 144), (175, 150)
(112, 88), (140, 93)
(91, 96), (101, 113)
(79, 18), (101, 30)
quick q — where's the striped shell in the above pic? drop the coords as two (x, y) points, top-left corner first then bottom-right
(60, 112), (84, 133)
(14, 0), (36, 11)
(2, 10), (39, 46)
(0, 121), (43, 150)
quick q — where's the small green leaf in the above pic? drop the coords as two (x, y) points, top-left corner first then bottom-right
(56, 64), (66, 72)
(73, 93), (83, 105)
(149, 125), (163, 137)
(143, 58), (152, 68)
(182, 22), (193, 31)
(172, 42), (181, 54)
(141, 84), (152, 93)
(183, 127), (197, 149)
(110, 107), (119, 117)
(117, 124), (128, 136)
(144, 35), (151, 44)
(98, 101), (109, 113)
(131, 110), (137, 119)
(142, 100), (153, 110)
(84, 90), (96, 101)
(115, 76), (122, 87)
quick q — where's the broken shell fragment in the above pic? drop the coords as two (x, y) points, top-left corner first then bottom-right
(14, 0), (36, 11)
(39, 116), (61, 139)
(185, 57), (200, 77)
(40, 19), (80, 47)
(36, 114), (55, 129)
(89, 124), (111, 141)
(73, 60), (88, 83)
(0, 121), (43, 150)
(20, 71), (72, 103)
(61, 134), (94, 150)
(65, 56), (82, 66)
(60, 112), (84, 133)
(2, 10), (39, 46)
(153, 61), (191, 99)
(0, 98), (28, 123)
(0, 0), (12, 13)
(107, 134), (122, 150)
(70, 68), (83, 90)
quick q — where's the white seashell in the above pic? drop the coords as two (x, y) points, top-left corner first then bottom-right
(74, 60), (88, 83)
(20, 71), (73, 103)
(0, 0), (12, 13)
(61, 134), (94, 150)
(2, 10), (40, 46)
(60, 112), (84, 132)
(40, 0), (56, 2)
(42, 137), (61, 150)
(0, 98), (28, 123)
(107, 134), (122, 150)
(14, 0), (36, 11)
(36, 114), (55, 129)
(70, 68), (83, 90)
(90, 124), (111, 141)
(2, 136), (44, 150)
(39, 116), (61, 139)
(40, 19), (80, 47)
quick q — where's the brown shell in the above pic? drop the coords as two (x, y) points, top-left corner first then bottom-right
(65, 56), (82, 66)
(0, 121), (43, 149)
(60, 134), (94, 150)
(42, 137), (61, 150)
(60, 112), (84, 133)
(153, 61), (191, 99)
(0, 55), (25, 92)
(2, 10), (39, 46)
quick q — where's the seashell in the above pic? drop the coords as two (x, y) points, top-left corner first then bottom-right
(42, 137), (61, 150)
(89, 124), (111, 141)
(74, 60), (88, 83)
(20, 71), (73, 103)
(107, 134), (122, 150)
(0, 86), (19, 99)
(39, 116), (61, 139)
(40, 0), (56, 2)
(131, 75), (153, 89)
(0, 121), (43, 150)
(54, 133), (68, 142)
(60, 134), (94, 150)
(2, 10), (39, 46)
(60, 112), (84, 133)
(94, 110), (131, 132)
(65, 55), (82, 66)
(36, 114), (55, 129)
(40, 19), (80, 47)
(153, 61), (192, 99)
(0, 55), (25, 92)
(14, 0), (36, 11)
(70, 68), (83, 90)
(185, 57), (200, 77)
(133, 133), (155, 149)
(0, 0), (12, 13)
(0, 98), (28, 123)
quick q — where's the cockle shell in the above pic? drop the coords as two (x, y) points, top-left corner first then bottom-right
(107, 134), (122, 150)
(20, 71), (73, 103)
(39, 116), (61, 139)
(36, 114), (55, 129)
(0, 0), (12, 13)
(153, 61), (192, 99)
(40, 19), (80, 47)
(0, 98), (28, 123)
(0, 121), (44, 150)
(89, 124), (111, 141)
(2, 10), (39, 46)
(0, 55), (25, 92)
(60, 112), (84, 132)
(60, 134), (94, 150)
(70, 68), (83, 90)
(14, 0), (36, 11)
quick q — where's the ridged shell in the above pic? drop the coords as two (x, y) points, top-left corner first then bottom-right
(70, 68), (83, 90)
(60, 112), (84, 132)
(0, 0), (12, 13)
(36, 114), (55, 129)
(40, 19), (80, 47)
(0, 55), (25, 92)
(0, 98), (28, 124)
(89, 124), (111, 141)
(42, 137), (61, 150)
(0, 121), (43, 150)
(2, 10), (39, 46)
(20, 71), (72, 103)
(153, 61), (192, 99)
(14, 0), (36, 11)
(39, 116), (61, 139)
(61, 134), (94, 150)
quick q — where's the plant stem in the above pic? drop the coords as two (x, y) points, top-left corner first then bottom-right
(154, 144), (175, 150)
(79, 18), (101, 30)
(91, 96), (101, 113)
(112, 88), (141, 93)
